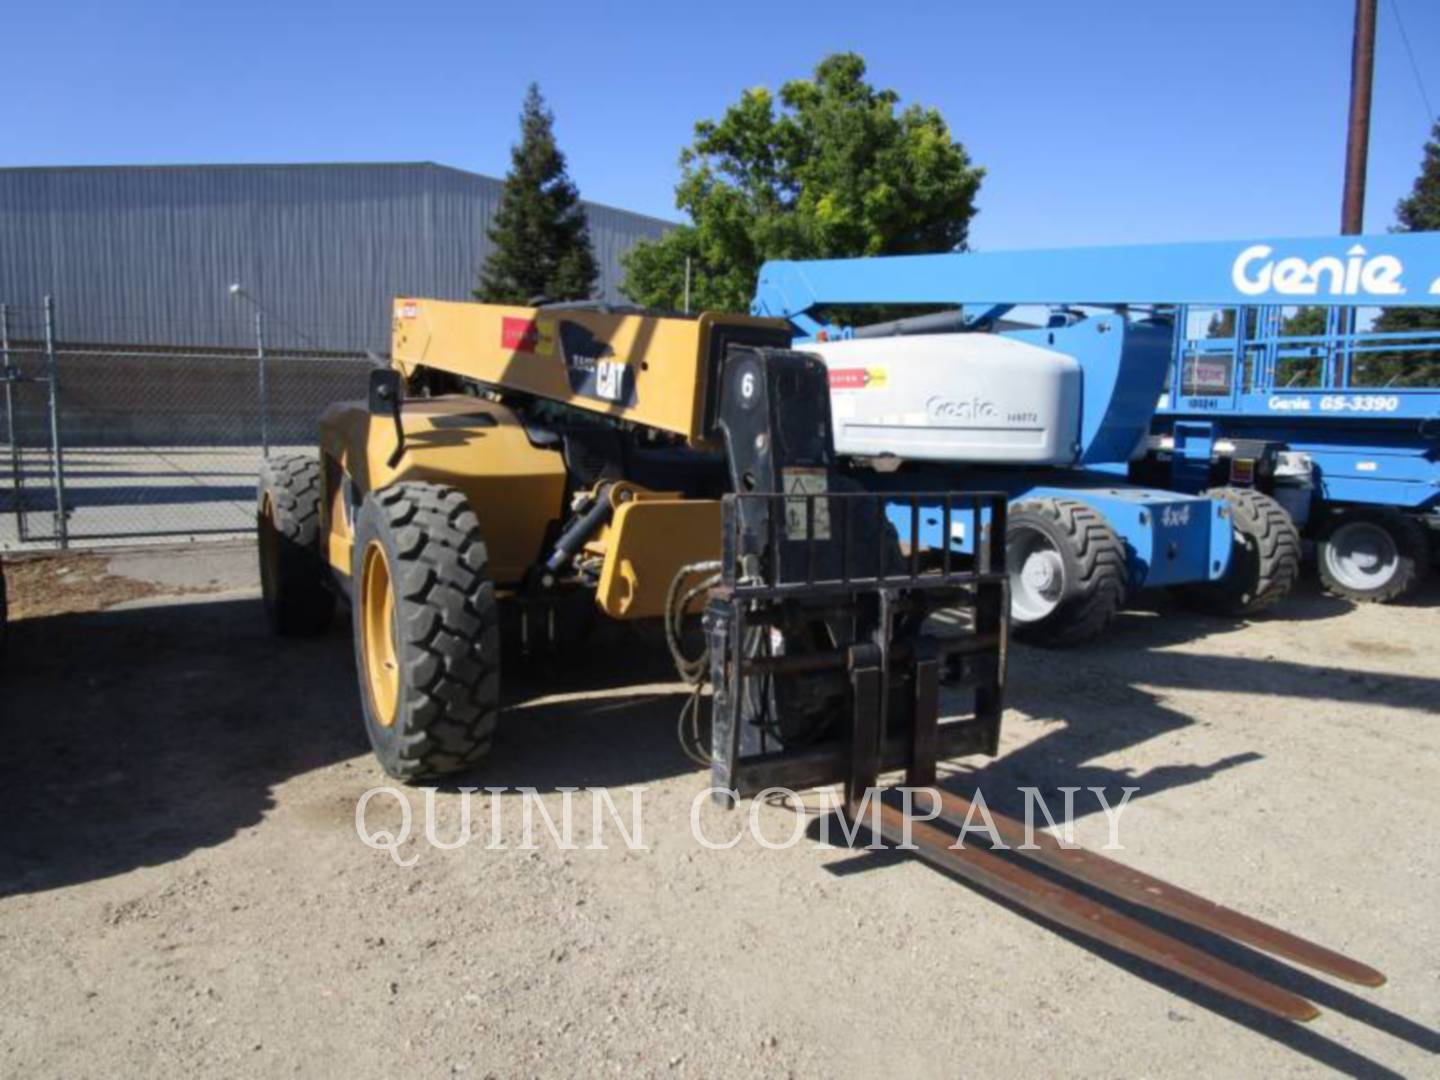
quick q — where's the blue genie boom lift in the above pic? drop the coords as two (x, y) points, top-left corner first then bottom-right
(1146, 233), (1440, 603)
(751, 239), (1327, 645)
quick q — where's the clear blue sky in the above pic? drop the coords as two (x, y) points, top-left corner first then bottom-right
(8, 0), (1438, 249)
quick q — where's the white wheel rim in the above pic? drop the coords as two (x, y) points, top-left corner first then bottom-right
(1323, 521), (1399, 591)
(1009, 529), (1066, 623)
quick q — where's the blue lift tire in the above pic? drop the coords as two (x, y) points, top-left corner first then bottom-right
(1179, 487), (1299, 617)
(1007, 498), (1128, 647)
(1317, 509), (1430, 604)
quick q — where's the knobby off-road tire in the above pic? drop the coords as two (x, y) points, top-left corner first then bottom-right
(1316, 508), (1430, 603)
(1007, 498), (1128, 647)
(0, 558), (8, 664)
(258, 455), (336, 635)
(1180, 487), (1299, 616)
(351, 483), (500, 781)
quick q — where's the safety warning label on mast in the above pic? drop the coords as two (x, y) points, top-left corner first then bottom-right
(782, 468), (831, 541)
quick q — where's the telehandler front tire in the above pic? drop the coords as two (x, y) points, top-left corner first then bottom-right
(258, 455), (336, 635)
(1178, 487), (1299, 616)
(351, 483), (501, 781)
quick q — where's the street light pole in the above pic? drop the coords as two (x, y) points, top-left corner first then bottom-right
(229, 284), (269, 456)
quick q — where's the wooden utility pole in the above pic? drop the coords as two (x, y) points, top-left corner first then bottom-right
(1341, 0), (1378, 234)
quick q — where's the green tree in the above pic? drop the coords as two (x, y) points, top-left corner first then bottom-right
(1198, 307), (1323, 389)
(1274, 306), (1329, 387)
(1204, 308), (1257, 339)
(1369, 120), (1440, 387)
(1280, 307), (1329, 336)
(622, 53), (984, 312)
(1389, 119), (1440, 232)
(476, 84), (598, 304)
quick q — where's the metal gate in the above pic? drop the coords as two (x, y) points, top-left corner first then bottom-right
(1, 298), (374, 553)
(1, 300), (68, 550)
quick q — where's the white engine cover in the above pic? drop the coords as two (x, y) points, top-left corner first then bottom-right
(809, 333), (1081, 465)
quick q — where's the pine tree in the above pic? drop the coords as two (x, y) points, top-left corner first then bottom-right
(1392, 120), (1440, 232)
(476, 84), (599, 304)
(1370, 120), (1440, 386)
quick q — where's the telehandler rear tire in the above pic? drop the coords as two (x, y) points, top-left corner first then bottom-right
(0, 558), (8, 664)
(1178, 487), (1299, 616)
(1007, 498), (1128, 647)
(351, 483), (500, 781)
(258, 455), (336, 635)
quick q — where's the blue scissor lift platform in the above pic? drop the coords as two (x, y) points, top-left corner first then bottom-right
(1149, 296), (1438, 602)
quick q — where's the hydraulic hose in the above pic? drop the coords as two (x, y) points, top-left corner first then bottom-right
(665, 560), (721, 767)
(544, 483), (615, 575)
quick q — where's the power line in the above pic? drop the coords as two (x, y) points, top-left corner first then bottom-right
(1386, 0), (1435, 124)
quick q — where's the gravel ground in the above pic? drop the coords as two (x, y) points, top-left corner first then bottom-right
(0, 544), (1436, 1077)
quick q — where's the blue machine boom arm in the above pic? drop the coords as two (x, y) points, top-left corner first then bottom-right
(752, 233), (1440, 324)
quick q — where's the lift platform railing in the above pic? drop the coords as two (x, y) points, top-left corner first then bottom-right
(1167, 303), (1440, 415)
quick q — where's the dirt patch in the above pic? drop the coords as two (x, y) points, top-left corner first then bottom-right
(1346, 637), (1417, 658)
(3, 552), (220, 619)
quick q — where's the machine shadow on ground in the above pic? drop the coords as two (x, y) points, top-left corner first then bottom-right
(0, 597), (700, 898)
(0, 596), (363, 898)
(1119, 571), (1440, 636)
(2, 580), (1436, 906)
(939, 590), (1439, 827)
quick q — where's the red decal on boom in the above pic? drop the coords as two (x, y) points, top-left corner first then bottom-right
(828, 368), (870, 389)
(501, 317), (541, 352)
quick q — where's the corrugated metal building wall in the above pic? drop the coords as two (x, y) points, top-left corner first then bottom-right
(0, 163), (672, 352)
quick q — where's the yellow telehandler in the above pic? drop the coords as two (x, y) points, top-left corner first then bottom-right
(257, 299), (1005, 790)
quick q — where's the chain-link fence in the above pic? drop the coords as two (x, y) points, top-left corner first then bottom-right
(1, 299), (374, 552)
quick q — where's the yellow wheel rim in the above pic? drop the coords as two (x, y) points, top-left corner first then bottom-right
(258, 493), (280, 599)
(360, 540), (400, 727)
